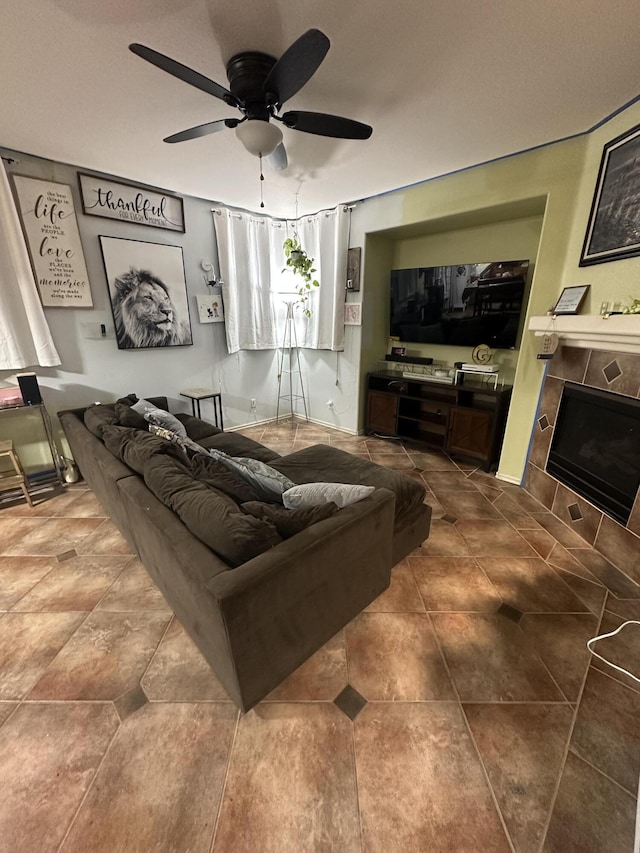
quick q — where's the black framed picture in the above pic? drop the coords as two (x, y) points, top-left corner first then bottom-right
(99, 236), (193, 349)
(580, 123), (640, 266)
(553, 285), (590, 315)
(391, 346), (406, 357)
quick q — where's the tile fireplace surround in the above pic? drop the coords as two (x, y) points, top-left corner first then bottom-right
(525, 343), (640, 593)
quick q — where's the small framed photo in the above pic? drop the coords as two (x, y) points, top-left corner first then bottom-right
(344, 302), (362, 325)
(391, 346), (406, 357)
(553, 285), (590, 315)
(196, 292), (224, 323)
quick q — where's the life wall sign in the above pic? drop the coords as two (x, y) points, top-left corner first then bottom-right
(78, 173), (185, 233)
(12, 175), (93, 307)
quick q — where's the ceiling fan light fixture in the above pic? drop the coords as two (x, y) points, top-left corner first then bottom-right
(235, 119), (283, 156)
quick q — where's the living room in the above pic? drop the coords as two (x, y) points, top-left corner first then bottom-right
(1, 2), (640, 851)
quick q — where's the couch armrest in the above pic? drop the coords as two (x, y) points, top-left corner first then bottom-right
(206, 487), (395, 709)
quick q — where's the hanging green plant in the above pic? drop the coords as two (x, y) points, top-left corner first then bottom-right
(283, 235), (320, 318)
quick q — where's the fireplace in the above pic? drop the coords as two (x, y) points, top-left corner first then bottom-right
(547, 382), (640, 525)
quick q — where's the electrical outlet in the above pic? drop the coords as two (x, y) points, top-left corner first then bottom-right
(250, 398), (256, 409)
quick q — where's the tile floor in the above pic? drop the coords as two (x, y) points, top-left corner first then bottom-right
(0, 420), (638, 852)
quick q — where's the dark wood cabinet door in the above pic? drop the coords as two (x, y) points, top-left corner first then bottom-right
(447, 406), (493, 460)
(367, 390), (398, 435)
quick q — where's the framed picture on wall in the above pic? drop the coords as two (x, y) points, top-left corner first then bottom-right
(99, 236), (193, 349)
(196, 291), (224, 323)
(11, 175), (93, 307)
(344, 302), (362, 325)
(580, 122), (640, 266)
(79, 173), (185, 232)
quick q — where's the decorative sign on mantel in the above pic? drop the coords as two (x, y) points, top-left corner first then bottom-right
(78, 173), (185, 232)
(12, 175), (93, 307)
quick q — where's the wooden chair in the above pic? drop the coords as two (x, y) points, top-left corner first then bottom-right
(0, 439), (33, 508)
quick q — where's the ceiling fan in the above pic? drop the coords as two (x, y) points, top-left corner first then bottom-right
(129, 29), (372, 171)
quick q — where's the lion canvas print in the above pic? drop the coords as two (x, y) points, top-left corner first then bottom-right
(99, 236), (192, 350)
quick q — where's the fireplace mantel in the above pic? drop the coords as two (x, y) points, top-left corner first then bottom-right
(528, 314), (640, 353)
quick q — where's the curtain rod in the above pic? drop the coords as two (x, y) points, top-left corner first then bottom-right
(211, 201), (360, 218)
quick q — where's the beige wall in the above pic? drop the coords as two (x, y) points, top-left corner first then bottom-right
(355, 134), (589, 480)
(390, 215), (545, 382)
(355, 98), (640, 479)
(560, 100), (640, 303)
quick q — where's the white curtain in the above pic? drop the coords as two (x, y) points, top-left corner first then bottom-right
(214, 208), (279, 354)
(281, 206), (349, 351)
(213, 205), (349, 354)
(0, 161), (60, 369)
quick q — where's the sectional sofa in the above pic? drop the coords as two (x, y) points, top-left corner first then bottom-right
(59, 396), (431, 711)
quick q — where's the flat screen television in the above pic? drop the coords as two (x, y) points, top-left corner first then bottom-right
(390, 260), (530, 349)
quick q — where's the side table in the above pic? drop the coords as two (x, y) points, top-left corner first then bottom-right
(180, 388), (224, 429)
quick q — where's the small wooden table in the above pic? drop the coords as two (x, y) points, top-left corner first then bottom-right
(180, 388), (224, 429)
(0, 440), (33, 507)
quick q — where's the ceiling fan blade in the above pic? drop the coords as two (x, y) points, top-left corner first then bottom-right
(267, 142), (288, 171)
(129, 43), (238, 107)
(163, 118), (239, 144)
(263, 29), (330, 106)
(282, 110), (372, 140)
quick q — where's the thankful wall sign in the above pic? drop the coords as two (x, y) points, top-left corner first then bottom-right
(12, 175), (93, 307)
(78, 173), (185, 232)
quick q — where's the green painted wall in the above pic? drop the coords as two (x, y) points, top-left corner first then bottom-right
(356, 135), (588, 480)
(391, 215), (544, 384)
(560, 101), (640, 306)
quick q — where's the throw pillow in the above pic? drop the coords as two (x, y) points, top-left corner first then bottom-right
(144, 455), (282, 566)
(84, 404), (118, 438)
(114, 403), (149, 431)
(282, 482), (375, 509)
(130, 400), (187, 438)
(241, 500), (339, 538)
(116, 393), (139, 406)
(102, 425), (188, 474)
(207, 448), (295, 501)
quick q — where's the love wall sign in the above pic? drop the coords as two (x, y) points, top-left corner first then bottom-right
(12, 175), (93, 307)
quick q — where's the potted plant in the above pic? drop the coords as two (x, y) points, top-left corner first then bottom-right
(283, 235), (319, 317)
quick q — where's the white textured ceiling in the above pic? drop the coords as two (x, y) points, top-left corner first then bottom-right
(3, 0), (640, 216)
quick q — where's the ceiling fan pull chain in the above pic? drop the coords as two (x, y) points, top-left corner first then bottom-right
(259, 154), (265, 208)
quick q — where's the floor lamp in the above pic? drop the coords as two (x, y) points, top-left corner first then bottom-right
(275, 299), (309, 424)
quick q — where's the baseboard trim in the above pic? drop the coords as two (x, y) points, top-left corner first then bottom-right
(495, 472), (522, 486)
(227, 416), (358, 436)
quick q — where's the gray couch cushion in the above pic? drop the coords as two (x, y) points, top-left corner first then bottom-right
(175, 413), (223, 442)
(241, 500), (339, 538)
(114, 403), (149, 431)
(206, 449), (294, 502)
(272, 444), (426, 522)
(189, 453), (262, 504)
(102, 425), (188, 474)
(116, 393), (139, 406)
(144, 455), (282, 567)
(84, 404), (119, 438)
(199, 432), (280, 462)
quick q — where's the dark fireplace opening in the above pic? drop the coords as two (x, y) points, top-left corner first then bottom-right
(547, 382), (640, 525)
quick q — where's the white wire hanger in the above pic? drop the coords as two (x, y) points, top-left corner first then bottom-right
(586, 620), (640, 684)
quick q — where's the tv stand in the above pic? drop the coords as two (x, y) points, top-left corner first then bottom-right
(366, 370), (512, 471)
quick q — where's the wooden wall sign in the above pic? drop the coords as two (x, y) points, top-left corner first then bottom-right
(78, 173), (185, 232)
(12, 175), (93, 307)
